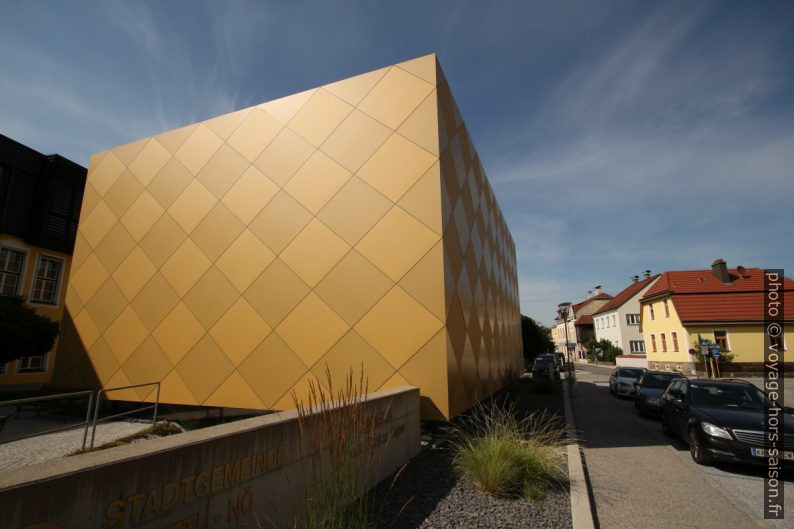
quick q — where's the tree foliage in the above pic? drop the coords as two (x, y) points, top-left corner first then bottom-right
(521, 315), (554, 362)
(585, 337), (623, 364)
(0, 296), (60, 365)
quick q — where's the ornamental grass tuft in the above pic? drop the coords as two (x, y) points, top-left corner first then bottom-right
(291, 367), (386, 529)
(449, 402), (566, 500)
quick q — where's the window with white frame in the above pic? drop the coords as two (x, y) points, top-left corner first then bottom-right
(1, 246), (25, 296)
(612, 315), (616, 327)
(30, 255), (63, 305)
(17, 353), (47, 373)
(629, 340), (645, 353)
(626, 313), (640, 325)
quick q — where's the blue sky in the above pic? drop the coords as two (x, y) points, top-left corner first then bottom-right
(2, 1), (792, 326)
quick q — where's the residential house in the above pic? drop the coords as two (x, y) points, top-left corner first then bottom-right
(593, 271), (660, 364)
(0, 134), (86, 390)
(640, 259), (793, 373)
(553, 287), (612, 360)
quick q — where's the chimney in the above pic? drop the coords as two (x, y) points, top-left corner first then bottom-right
(587, 290), (592, 298)
(643, 270), (651, 279)
(593, 285), (602, 296)
(632, 275), (639, 284)
(711, 259), (730, 284)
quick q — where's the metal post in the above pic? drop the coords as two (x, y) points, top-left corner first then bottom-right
(81, 392), (94, 452)
(152, 384), (160, 428)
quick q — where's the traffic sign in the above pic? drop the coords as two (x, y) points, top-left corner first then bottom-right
(709, 344), (721, 358)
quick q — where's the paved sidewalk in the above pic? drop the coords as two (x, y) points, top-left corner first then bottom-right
(573, 364), (791, 529)
(0, 413), (150, 470)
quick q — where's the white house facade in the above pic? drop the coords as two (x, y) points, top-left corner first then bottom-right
(593, 273), (659, 357)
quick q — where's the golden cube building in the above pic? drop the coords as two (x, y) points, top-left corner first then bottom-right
(53, 54), (521, 420)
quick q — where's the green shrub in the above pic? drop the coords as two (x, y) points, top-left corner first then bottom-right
(449, 403), (566, 500)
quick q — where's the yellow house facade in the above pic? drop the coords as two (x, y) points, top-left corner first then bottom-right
(640, 260), (793, 374)
(52, 54), (522, 420)
(0, 236), (74, 386)
(1, 135), (86, 390)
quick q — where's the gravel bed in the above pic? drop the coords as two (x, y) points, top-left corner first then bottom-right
(369, 378), (572, 529)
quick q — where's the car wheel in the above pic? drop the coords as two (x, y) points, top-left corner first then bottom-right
(661, 412), (673, 437)
(688, 427), (712, 465)
(609, 383), (616, 395)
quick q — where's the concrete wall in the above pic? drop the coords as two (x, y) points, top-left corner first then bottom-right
(0, 387), (420, 529)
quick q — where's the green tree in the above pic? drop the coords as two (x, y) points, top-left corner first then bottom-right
(585, 338), (623, 364)
(521, 315), (554, 363)
(0, 296), (60, 366)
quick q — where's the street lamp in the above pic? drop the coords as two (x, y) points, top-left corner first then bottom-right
(558, 302), (573, 374)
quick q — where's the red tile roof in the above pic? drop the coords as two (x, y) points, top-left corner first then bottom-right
(672, 292), (794, 323)
(641, 267), (794, 322)
(642, 267), (788, 297)
(594, 275), (659, 315)
(575, 314), (593, 326)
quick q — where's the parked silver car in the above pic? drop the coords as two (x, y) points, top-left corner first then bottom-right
(609, 367), (644, 396)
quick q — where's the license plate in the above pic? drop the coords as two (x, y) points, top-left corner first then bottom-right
(751, 447), (794, 460)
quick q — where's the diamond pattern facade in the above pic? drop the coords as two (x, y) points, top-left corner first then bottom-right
(54, 54), (522, 420)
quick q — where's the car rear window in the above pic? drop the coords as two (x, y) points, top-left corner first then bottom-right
(619, 368), (644, 378)
(643, 373), (679, 388)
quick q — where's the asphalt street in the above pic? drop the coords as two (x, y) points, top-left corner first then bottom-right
(571, 363), (793, 529)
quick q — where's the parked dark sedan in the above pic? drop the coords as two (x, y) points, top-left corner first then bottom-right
(532, 354), (560, 379)
(634, 370), (684, 417)
(660, 378), (794, 466)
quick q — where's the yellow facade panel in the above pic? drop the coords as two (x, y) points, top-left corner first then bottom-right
(284, 150), (351, 214)
(89, 151), (125, 196)
(238, 333), (309, 407)
(323, 66), (389, 106)
(357, 133), (436, 202)
(280, 219), (350, 287)
(358, 67), (434, 129)
(174, 125), (224, 175)
(248, 191), (312, 254)
(221, 165), (278, 224)
(355, 207), (439, 282)
(120, 191), (163, 241)
(319, 109), (391, 173)
(355, 286), (443, 370)
(253, 127), (315, 186)
(216, 229), (275, 292)
(131, 273), (180, 331)
(128, 138), (171, 187)
(182, 266), (239, 329)
(275, 293), (349, 367)
(287, 89), (352, 147)
(103, 170), (144, 218)
(316, 177), (392, 246)
(243, 259), (310, 328)
(174, 335), (234, 403)
(195, 143), (250, 199)
(314, 250), (393, 325)
(208, 299), (271, 367)
(189, 203), (245, 262)
(57, 54), (522, 420)
(152, 302), (206, 365)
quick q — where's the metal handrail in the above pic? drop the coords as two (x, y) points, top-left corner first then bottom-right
(0, 390), (94, 450)
(88, 382), (160, 449)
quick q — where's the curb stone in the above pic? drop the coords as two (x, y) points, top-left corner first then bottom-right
(562, 377), (596, 529)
